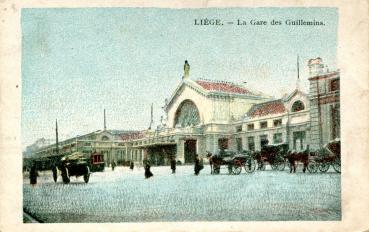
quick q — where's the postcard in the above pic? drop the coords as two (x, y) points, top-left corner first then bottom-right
(0, 0), (368, 232)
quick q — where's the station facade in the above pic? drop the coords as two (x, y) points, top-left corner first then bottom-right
(29, 58), (340, 166)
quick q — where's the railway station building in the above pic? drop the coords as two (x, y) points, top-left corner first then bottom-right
(28, 58), (340, 166)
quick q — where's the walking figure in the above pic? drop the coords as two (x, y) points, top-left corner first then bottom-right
(194, 154), (204, 175)
(29, 162), (38, 186)
(170, 156), (176, 174)
(144, 160), (153, 179)
(111, 160), (116, 171)
(130, 161), (134, 170)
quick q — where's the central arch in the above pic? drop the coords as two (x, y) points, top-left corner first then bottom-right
(174, 99), (200, 128)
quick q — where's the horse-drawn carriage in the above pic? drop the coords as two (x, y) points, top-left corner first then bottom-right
(50, 151), (105, 183)
(307, 139), (341, 173)
(206, 149), (256, 175)
(252, 143), (288, 171)
(52, 152), (91, 184)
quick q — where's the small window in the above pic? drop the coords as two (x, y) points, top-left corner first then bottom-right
(273, 133), (283, 144)
(291, 101), (305, 112)
(260, 135), (269, 148)
(247, 124), (254, 131)
(260, 121), (268, 129)
(218, 138), (229, 150)
(236, 125), (242, 132)
(329, 79), (339, 92)
(273, 119), (282, 127)
(247, 137), (255, 151)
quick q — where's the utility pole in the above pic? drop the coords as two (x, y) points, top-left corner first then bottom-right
(148, 103), (153, 130)
(296, 55), (300, 90)
(286, 111), (290, 149)
(55, 119), (59, 155)
(104, 109), (107, 131)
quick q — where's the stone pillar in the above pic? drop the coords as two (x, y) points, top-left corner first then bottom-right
(242, 135), (247, 151)
(206, 134), (217, 154)
(176, 139), (185, 163)
(143, 148), (148, 160)
(196, 137), (206, 157)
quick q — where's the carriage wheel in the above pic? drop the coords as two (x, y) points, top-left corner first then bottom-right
(319, 163), (330, 173)
(332, 159), (341, 173)
(307, 162), (318, 173)
(244, 158), (256, 173)
(61, 167), (70, 184)
(213, 167), (220, 174)
(271, 163), (278, 170)
(232, 165), (242, 175)
(52, 166), (58, 183)
(83, 166), (90, 183)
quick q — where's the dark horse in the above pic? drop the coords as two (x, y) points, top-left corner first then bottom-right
(206, 151), (232, 174)
(251, 143), (288, 171)
(206, 151), (217, 174)
(286, 149), (310, 173)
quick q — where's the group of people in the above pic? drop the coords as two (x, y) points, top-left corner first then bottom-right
(143, 154), (204, 179)
(29, 155), (205, 185)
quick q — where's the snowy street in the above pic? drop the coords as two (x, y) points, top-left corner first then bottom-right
(23, 165), (341, 222)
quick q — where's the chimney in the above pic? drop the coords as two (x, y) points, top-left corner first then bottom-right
(308, 57), (325, 77)
(183, 60), (190, 79)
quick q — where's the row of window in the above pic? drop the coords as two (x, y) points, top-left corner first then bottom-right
(235, 119), (282, 132)
(218, 133), (283, 152)
(245, 133), (283, 151)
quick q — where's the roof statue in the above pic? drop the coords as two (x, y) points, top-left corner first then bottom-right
(183, 60), (190, 79)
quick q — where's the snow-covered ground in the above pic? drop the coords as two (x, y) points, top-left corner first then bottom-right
(23, 165), (341, 222)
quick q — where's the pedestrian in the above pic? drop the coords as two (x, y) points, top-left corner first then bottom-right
(144, 160), (153, 179)
(29, 162), (38, 186)
(130, 160), (134, 170)
(170, 156), (176, 174)
(111, 160), (116, 171)
(194, 154), (202, 175)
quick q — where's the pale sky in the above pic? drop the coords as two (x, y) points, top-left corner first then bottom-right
(21, 7), (338, 149)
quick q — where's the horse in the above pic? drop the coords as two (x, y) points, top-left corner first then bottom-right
(252, 151), (266, 170)
(286, 149), (310, 173)
(206, 151), (216, 174)
(206, 151), (232, 174)
(251, 143), (288, 171)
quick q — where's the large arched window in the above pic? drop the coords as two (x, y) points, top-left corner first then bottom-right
(174, 100), (200, 127)
(291, 100), (305, 112)
(101, 135), (110, 141)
